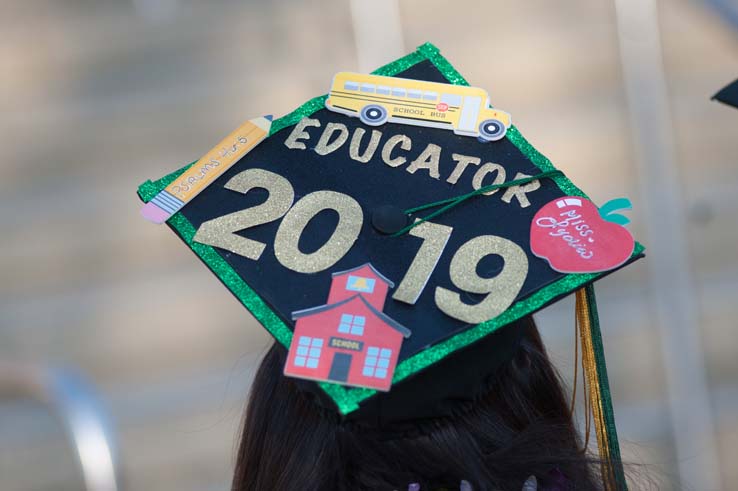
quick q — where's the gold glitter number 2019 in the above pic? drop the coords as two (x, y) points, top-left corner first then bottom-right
(193, 167), (528, 324)
(273, 190), (363, 273)
(193, 169), (295, 260)
(194, 168), (362, 273)
(435, 235), (528, 324)
(392, 221), (528, 324)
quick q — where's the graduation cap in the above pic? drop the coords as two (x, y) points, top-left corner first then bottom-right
(138, 43), (643, 489)
(713, 79), (738, 108)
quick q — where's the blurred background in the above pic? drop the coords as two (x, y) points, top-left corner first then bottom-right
(1, 0), (737, 490)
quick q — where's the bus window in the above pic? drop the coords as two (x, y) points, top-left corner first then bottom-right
(408, 89), (422, 99)
(458, 96), (482, 132)
(344, 81), (359, 91)
(361, 83), (375, 93)
(392, 88), (406, 97)
(441, 93), (463, 107)
(423, 91), (438, 101)
(376, 85), (391, 95)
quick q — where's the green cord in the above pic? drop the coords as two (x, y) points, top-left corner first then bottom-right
(391, 169), (564, 237)
(585, 284), (628, 490)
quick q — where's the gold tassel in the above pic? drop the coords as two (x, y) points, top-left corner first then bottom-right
(576, 288), (617, 491)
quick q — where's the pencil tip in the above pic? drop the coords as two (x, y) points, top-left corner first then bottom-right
(264, 114), (273, 121)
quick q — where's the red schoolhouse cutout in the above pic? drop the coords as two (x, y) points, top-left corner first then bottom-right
(284, 264), (412, 391)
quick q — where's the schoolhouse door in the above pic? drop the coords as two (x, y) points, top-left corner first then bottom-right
(328, 352), (352, 382)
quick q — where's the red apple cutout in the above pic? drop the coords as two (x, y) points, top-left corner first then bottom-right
(530, 197), (635, 273)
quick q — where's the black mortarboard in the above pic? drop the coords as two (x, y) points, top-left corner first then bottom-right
(713, 78), (738, 108)
(138, 45), (643, 482)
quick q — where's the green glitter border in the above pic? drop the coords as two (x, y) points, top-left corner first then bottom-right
(138, 42), (645, 414)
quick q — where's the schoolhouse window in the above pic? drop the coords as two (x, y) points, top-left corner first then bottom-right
(350, 316), (365, 335)
(338, 314), (365, 336)
(295, 336), (323, 368)
(362, 346), (392, 379)
(346, 275), (376, 293)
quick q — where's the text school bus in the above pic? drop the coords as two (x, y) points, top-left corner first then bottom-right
(325, 72), (512, 141)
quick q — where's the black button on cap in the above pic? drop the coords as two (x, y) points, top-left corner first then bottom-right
(372, 205), (409, 235)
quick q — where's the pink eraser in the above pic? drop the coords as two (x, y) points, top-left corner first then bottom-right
(141, 202), (171, 224)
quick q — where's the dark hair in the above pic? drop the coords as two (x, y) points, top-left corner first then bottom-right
(232, 317), (603, 490)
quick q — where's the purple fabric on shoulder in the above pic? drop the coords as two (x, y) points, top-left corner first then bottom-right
(543, 467), (569, 490)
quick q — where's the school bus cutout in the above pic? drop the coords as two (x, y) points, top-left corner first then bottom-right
(325, 72), (512, 142)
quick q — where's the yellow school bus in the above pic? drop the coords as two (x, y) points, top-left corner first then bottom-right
(325, 72), (512, 141)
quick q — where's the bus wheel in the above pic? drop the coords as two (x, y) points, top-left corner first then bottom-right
(359, 105), (388, 126)
(478, 119), (507, 141)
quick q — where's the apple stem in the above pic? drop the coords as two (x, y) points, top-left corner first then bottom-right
(599, 197), (633, 226)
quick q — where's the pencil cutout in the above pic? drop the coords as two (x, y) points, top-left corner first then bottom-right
(141, 114), (272, 224)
